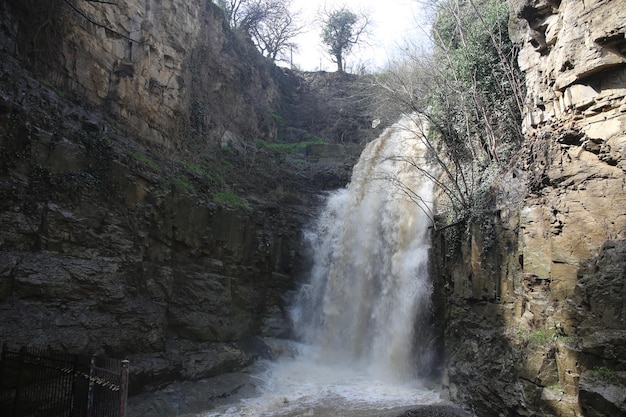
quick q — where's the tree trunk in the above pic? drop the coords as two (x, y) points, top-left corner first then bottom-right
(335, 53), (343, 73)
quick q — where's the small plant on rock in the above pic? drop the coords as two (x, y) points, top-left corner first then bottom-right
(528, 330), (549, 346)
(591, 366), (616, 382)
(126, 149), (160, 171)
(546, 382), (565, 394)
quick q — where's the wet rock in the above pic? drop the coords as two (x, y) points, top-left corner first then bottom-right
(127, 371), (259, 417)
(389, 405), (473, 417)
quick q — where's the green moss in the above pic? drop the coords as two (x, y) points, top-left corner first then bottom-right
(126, 150), (160, 171)
(171, 176), (196, 194)
(212, 190), (250, 211)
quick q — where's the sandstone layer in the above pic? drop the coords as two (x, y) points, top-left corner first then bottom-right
(0, 0), (283, 148)
(435, 1), (626, 416)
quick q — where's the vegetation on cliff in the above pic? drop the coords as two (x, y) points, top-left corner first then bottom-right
(427, 1), (626, 416)
(375, 0), (525, 236)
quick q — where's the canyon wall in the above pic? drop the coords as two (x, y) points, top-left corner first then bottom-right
(0, 0), (376, 395)
(0, 52), (307, 393)
(4, 0), (623, 414)
(435, 0), (626, 416)
(0, 0), (282, 148)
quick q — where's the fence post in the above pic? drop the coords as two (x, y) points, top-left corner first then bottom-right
(0, 343), (6, 387)
(87, 356), (95, 417)
(119, 360), (129, 417)
(12, 347), (27, 417)
(0, 344), (10, 417)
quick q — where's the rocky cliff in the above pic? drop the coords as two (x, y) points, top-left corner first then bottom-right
(435, 0), (626, 416)
(0, 50), (306, 393)
(0, 0), (283, 148)
(0, 0), (380, 394)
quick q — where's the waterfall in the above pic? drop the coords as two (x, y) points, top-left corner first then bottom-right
(204, 115), (440, 417)
(291, 114), (435, 382)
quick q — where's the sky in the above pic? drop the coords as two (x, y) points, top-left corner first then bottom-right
(286, 0), (431, 72)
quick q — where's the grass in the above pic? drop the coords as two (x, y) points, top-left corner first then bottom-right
(528, 330), (549, 346)
(270, 111), (284, 124)
(546, 383), (564, 394)
(256, 138), (326, 154)
(217, 157), (234, 170)
(37, 76), (65, 96)
(591, 366), (616, 382)
(171, 176), (195, 194)
(508, 328), (554, 348)
(182, 161), (225, 186)
(212, 190), (250, 211)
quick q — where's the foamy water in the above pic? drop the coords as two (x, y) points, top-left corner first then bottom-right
(203, 346), (440, 417)
(202, 115), (439, 417)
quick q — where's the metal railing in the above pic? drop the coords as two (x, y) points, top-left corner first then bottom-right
(0, 345), (129, 417)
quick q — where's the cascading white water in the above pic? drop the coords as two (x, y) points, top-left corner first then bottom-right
(203, 114), (439, 417)
(291, 113), (435, 381)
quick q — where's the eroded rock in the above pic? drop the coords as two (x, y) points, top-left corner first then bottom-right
(434, 1), (626, 416)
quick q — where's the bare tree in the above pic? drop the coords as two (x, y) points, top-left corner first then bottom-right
(371, 0), (525, 228)
(247, 1), (303, 62)
(217, 0), (303, 63)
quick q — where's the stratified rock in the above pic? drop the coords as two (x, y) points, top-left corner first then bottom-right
(0, 0), (377, 397)
(433, 1), (626, 416)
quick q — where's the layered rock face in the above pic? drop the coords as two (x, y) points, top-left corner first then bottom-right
(0, 0), (282, 148)
(0, 0), (369, 394)
(435, 0), (626, 416)
(0, 56), (307, 391)
(512, 1), (626, 414)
